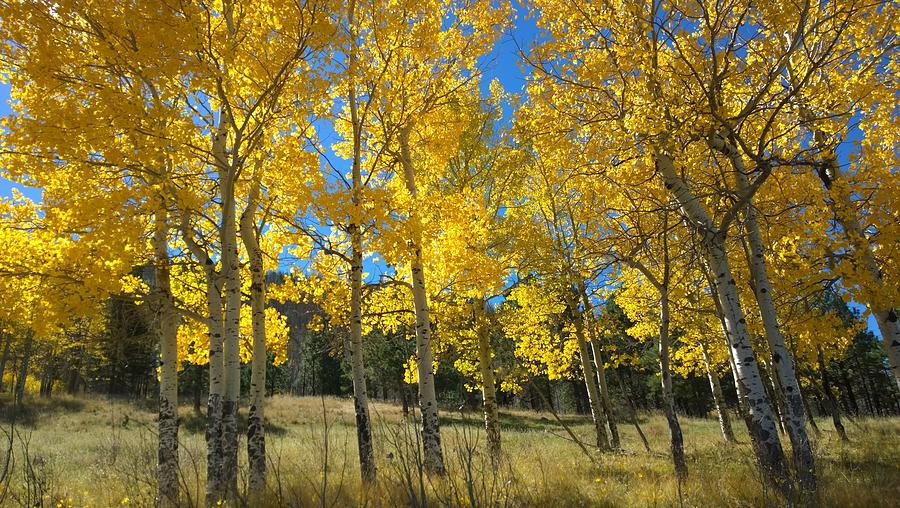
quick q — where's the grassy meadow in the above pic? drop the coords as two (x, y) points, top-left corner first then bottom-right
(0, 395), (897, 507)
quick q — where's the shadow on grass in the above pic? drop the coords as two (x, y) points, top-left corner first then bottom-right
(179, 410), (288, 437)
(0, 394), (86, 426)
(0, 394), (289, 438)
(438, 406), (655, 432)
(817, 454), (900, 480)
(439, 408), (598, 432)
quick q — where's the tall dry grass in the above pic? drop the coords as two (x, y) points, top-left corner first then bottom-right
(0, 394), (897, 507)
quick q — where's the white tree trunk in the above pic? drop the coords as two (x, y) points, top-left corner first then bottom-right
(204, 273), (226, 504)
(570, 295), (610, 451)
(182, 213), (227, 504)
(220, 171), (241, 497)
(708, 273), (751, 421)
(240, 185), (267, 494)
(345, 8), (377, 479)
(348, 222), (376, 481)
(708, 241), (794, 498)
(152, 208), (179, 506)
(711, 134), (816, 494)
(658, 153), (792, 500)
(580, 285), (619, 449)
(212, 6), (241, 494)
(476, 299), (502, 467)
(399, 126), (445, 475)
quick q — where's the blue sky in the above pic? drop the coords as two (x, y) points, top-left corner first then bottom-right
(0, 7), (881, 337)
(0, 82), (23, 199)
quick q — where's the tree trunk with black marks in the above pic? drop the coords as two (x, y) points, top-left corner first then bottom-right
(658, 153), (792, 501)
(707, 239), (793, 500)
(580, 283), (619, 449)
(152, 208), (179, 506)
(219, 159), (241, 499)
(570, 297), (610, 452)
(659, 288), (687, 479)
(399, 125), (445, 475)
(705, 264), (752, 423)
(212, 4), (242, 495)
(701, 342), (735, 443)
(722, 324), (751, 422)
(475, 299), (501, 467)
(345, 9), (377, 480)
(347, 221), (376, 483)
(714, 132), (817, 494)
(241, 178), (268, 494)
(204, 270), (225, 504)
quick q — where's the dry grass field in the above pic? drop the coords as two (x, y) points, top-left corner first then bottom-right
(0, 395), (897, 507)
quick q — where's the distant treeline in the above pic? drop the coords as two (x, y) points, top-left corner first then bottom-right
(4, 289), (896, 424)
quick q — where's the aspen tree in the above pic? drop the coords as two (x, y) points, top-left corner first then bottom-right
(180, 207), (227, 502)
(152, 205), (181, 505)
(185, 0), (327, 494)
(787, 39), (900, 390)
(0, 3), (197, 502)
(239, 168), (267, 493)
(346, 0), (375, 480)
(418, 95), (524, 467)
(364, 1), (508, 473)
(581, 286), (620, 449)
(503, 155), (614, 451)
(708, 133), (816, 493)
(614, 219), (689, 479)
(519, 0), (857, 496)
(475, 300), (502, 465)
